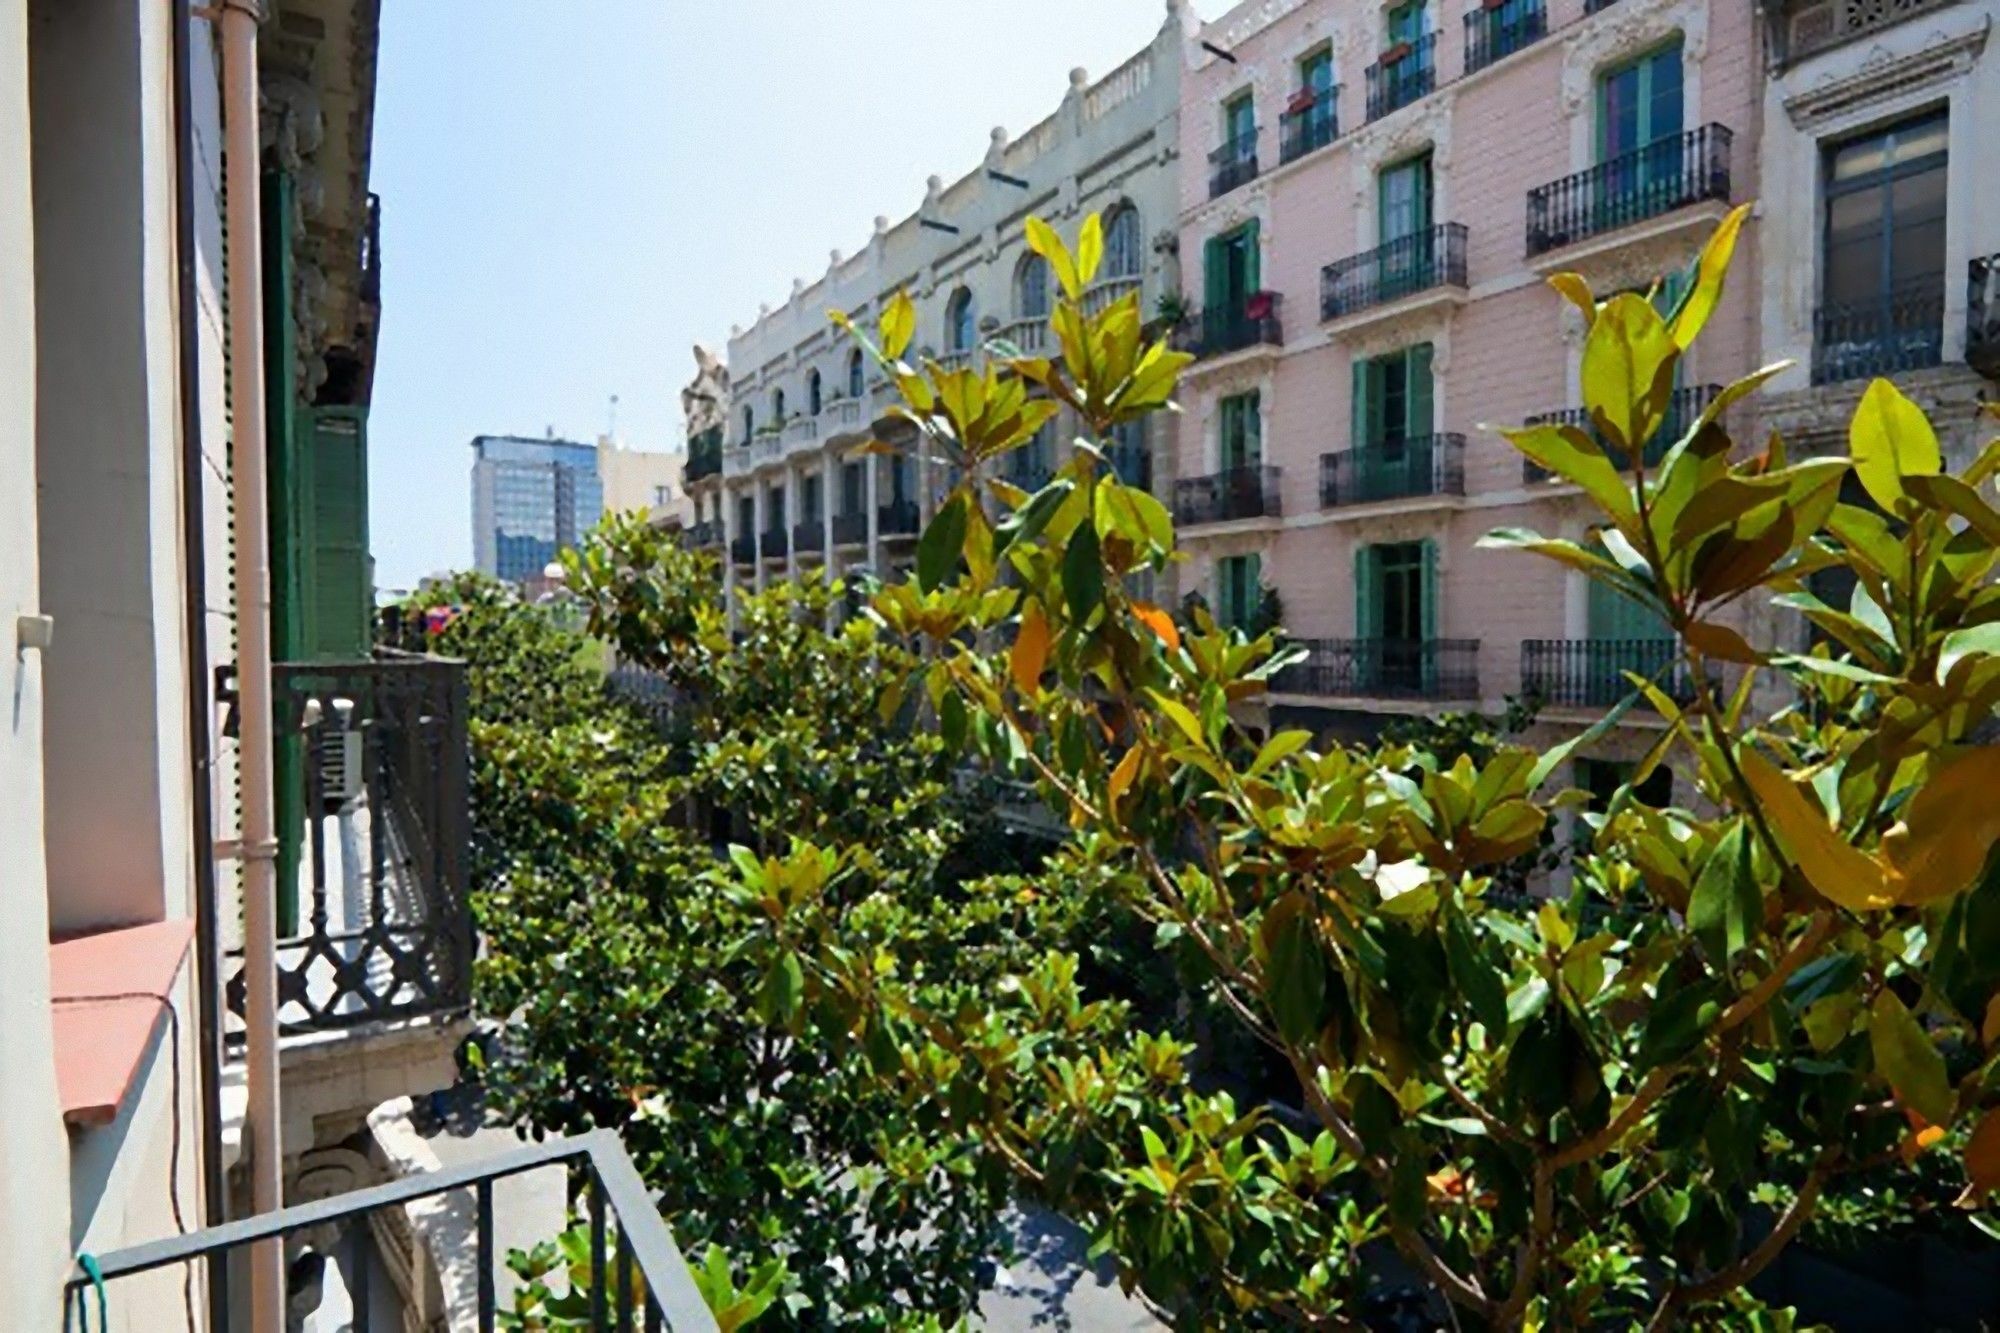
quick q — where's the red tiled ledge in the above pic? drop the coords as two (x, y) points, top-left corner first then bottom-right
(50, 919), (195, 1129)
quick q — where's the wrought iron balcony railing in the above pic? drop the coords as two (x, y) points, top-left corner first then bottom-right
(66, 1130), (718, 1333)
(1208, 132), (1259, 198)
(1525, 125), (1733, 258)
(1522, 383), (1720, 483)
(1322, 223), (1468, 320)
(684, 520), (722, 549)
(1967, 254), (2000, 378)
(1275, 638), (1480, 700)
(878, 498), (921, 537)
(1174, 465), (1282, 526)
(759, 528), (788, 559)
(1521, 638), (1696, 709)
(226, 654), (470, 1041)
(1811, 278), (1945, 385)
(1366, 32), (1437, 121)
(729, 534), (757, 565)
(1465, 0), (1547, 75)
(1279, 87), (1338, 164)
(1189, 300), (1284, 358)
(832, 509), (869, 546)
(1320, 434), (1466, 508)
(792, 520), (825, 553)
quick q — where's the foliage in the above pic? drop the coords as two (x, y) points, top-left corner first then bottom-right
(451, 530), (1046, 1329)
(499, 1226), (794, 1333)
(780, 208), (2000, 1328)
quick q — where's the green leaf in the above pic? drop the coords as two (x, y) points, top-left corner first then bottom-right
(1688, 822), (1758, 962)
(1263, 893), (1329, 1045)
(1025, 215), (1082, 301)
(1247, 729), (1311, 779)
(1581, 292), (1678, 461)
(1076, 212), (1105, 290)
(758, 950), (805, 1024)
(1906, 473), (2000, 546)
(1849, 377), (1941, 513)
(1940, 623), (2000, 683)
(1668, 203), (1750, 349)
(1868, 989), (1953, 1125)
(1152, 693), (1206, 747)
(916, 493), (968, 592)
(1638, 976), (1725, 1071)
(1504, 424), (1637, 530)
(1446, 912), (1510, 1036)
(1061, 522), (1105, 622)
(879, 290), (916, 363)
(994, 476), (1074, 556)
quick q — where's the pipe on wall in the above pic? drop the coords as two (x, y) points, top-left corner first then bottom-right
(216, 1), (285, 1329)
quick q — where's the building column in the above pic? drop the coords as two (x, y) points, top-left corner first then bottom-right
(865, 449), (881, 577)
(720, 483), (739, 630)
(751, 479), (768, 593)
(784, 461), (799, 585)
(820, 451), (836, 575)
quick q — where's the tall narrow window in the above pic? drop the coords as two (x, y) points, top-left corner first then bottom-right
(741, 406), (754, 442)
(1219, 391), (1261, 471)
(771, 389), (786, 425)
(1817, 110), (1949, 383)
(1203, 222), (1261, 329)
(1597, 39), (1683, 219)
(1224, 92), (1256, 159)
(848, 348), (865, 398)
(1378, 153), (1435, 297)
(1217, 553), (1263, 631)
(807, 369), (823, 416)
(1356, 539), (1438, 692)
(946, 287), (977, 351)
(1104, 206), (1144, 280)
(1016, 256), (1050, 319)
(841, 460), (865, 515)
(1387, 0), (1428, 47)
(802, 474), (822, 525)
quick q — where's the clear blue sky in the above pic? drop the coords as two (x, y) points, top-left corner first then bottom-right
(366, 1), (1229, 590)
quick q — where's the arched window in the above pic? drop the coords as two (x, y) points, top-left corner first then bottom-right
(945, 288), (976, 352)
(772, 388), (786, 424)
(1016, 254), (1050, 318)
(741, 405), (754, 441)
(1104, 205), (1144, 280)
(847, 348), (865, 398)
(807, 369), (823, 416)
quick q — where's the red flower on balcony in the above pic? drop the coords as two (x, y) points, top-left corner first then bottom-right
(1245, 290), (1277, 321)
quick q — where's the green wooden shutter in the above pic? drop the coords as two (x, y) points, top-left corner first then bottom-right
(1408, 343), (1435, 438)
(1350, 359), (1370, 450)
(1419, 539), (1439, 642)
(1204, 235), (1226, 314)
(304, 407), (372, 661)
(1244, 219), (1261, 293)
(1354, 546), (1381, 639)
(261, 167), (305, 935)
(1245, 389), (1262, 466)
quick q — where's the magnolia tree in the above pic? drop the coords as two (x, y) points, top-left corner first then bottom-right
(763, 208), (2000, 1328)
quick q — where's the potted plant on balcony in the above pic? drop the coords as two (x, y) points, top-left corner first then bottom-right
(1245, 289), (1278, 321)
(1381, 39), (1413, 65)
(1286, 86), (1319, 115)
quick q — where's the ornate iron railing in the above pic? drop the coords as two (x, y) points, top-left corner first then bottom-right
(684, 427), (723, 484)
(1275, 638), (1480, 700)
(1190, 300), (1284, 357)
(1279, 87), (1338, 163)
(1465, 0), (1546, 74)
(1967, 254), (2000, 378)
(1521, 638), (1695, 709)
(728, 534), (756, 565)
(758, 527), (787, 559)
(1525, 125), (1733, 258)
(792, 520), (825, 553)
(832, 509), (869, 546)
(65, 1130), (717, 1333)
(878, 499), (921, 537)
(1321, 223), (1468, 320)
(226, 654), (470, 1042)
(1522, 384), (1720, 483)
(1811, 279), (1945, 385)
(1208, 132), (1259, 198)
(683, 520), (721, 549)
(1320, 434), (1466, 508)
(1174, 465), (1283, 526)
(1365, 33), (1437, 121)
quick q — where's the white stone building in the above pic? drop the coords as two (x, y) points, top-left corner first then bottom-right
(687, 2), (1195, 614)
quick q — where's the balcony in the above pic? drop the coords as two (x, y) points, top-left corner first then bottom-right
(1174, 465), (1282, 527)
(1279, 87), (1338, 164)
(226, 654), (471, 1042)
(684, 519), (722, 550)
(1186, 297), (1283, 360)
(67, 1130), (718, 1332)
(996, 317), (1051, 355)
(878, 498), (921, 538)
(1465, 0), (1547, 75)
(1275, 638), (1481, 701)
(1321, 223), (1469, 323)
(1811, 279), (1945, 385)
(933, 348), (976, 374)
(1208, 133), (1259, 199)
(793, 519), (825, 553)
(1365, 33), (1437, 121)
(822, 397), (868, 437)
(832, 509), (869, 547)
(1521, 638), (1696, 710)
(1522, 383), (1720, 483)
(1082, 274), (1142, 316)
(1968, 254), (2000, 379)
(1320, 434), (1466, 510)
(729, 533), (757, 565)
(784, 415), (821, 449)
(759, 527), (788, 560)
(1525, 125), (1734, 261)
(684, 426), (723, 484)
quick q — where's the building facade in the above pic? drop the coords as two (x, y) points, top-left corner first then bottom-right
(597, 432), (693, 530)
(686, 2), (1194, 614)
(470, 433), (605, 583)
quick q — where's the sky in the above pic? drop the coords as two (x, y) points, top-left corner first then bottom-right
(367, 0), (1233, 591)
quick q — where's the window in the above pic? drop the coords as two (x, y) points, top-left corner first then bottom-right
(1387, 0), (1428, 47)
(1302, 47), (1334, 94)
(1217, 553), (1263, 631)
(1104, 206), (1144, 280)
(1108, 418), (1149, 488)
(807, 369), (822, 416)
(1598, 40), (1683, 163)
(741, 405), (754, 442)
(1224, 92), (1256, 157)
(802, 474), (822, 525)
(1203, 222), (1260, 322)
(1015, 256), (1050, 319)
(1352, 344), (1434, 450)
(1379, 153), (1433, 247)
(946, 287), (976, 351)
(766, 483), (785, 528)
(1817, 110), (1949, 382)
(841, 460), (865, 515)
(736, 494), (755, 534)
(771, 389), (786, 425)
(1356, 539), (1438, 691)
(847, 348), (865, 398)
(1219, 391), (1261, 470)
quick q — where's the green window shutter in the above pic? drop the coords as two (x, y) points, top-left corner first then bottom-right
(305, 407), (371, 661)
(1246, 553), (1264, 630)
(1244, 219), (1261, 292)
(1204, 235), (1226, 314)
(1408, 343), (1435, 437)
(1245, 389), (1262, 465)
(1217, 557), (1239, 629)
(1419, 538), (1439, 642)
(1413, 154), (1433, 233)
(1350, 359), (1370, 450)
(1355, 545), (1381, 639)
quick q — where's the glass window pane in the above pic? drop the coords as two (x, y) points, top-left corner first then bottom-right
(1601, 66), (1639, 158)
(1647, 46), (1683, 141)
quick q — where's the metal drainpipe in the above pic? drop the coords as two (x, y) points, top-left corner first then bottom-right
(217, 1), (286, 1329)
(170, 4), (230, 1329)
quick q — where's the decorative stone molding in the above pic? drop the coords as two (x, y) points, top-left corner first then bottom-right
(1346, 94), (1453, 231)
(1781, 21), (1989, 128)
(1342, 309), (1457, 368)
(1560, 0), (1710, 168)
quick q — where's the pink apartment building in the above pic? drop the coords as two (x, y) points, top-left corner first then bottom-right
(1169, 0), (1763, 784)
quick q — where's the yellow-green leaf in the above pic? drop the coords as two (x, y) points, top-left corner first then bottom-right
(1668, 203), (1750, 349)
(1850, 377), (1941, 513)
(1548, 272), (1596, 326)
(1107, 743), (1143, 808)
(1738, 745), (1894, 912)
(1502, 425), (1638, 530)
(1076, 212), (1105, 290)
(1868, 990), (1953, 1126)
(1582, 292), (1678, 457)
(1011, 604), (1051, 695)
(880, 290), (916, 362)
(1882, 746), (2000, 906)
(1024, 216), (1081, 301)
